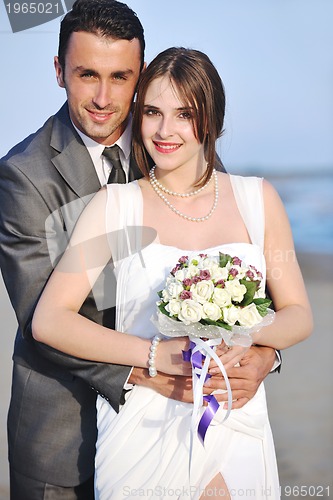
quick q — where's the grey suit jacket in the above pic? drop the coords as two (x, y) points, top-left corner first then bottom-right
(0, 103), (140, 486)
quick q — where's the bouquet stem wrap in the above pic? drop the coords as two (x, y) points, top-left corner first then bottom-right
(183, 337), (232, 444)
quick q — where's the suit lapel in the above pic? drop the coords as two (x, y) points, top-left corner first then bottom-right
(50, 103), (101, 200)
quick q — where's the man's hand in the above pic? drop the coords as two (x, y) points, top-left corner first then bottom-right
(129, 367), (193, 403)
(203, 346), (277, 409)
(129, 346), (277, 408)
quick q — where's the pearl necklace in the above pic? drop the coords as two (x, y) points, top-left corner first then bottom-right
(149, 168), (219, 223)
(149, 165), (213, 197)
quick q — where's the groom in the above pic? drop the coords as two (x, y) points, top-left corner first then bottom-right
(0, 0), (278, 498)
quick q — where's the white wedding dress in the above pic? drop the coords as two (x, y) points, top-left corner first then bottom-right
(94, 175), (280, 499)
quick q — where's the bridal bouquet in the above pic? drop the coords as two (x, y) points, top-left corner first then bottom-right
(153, 252), (274, 443)
(157, 252), (273, 340)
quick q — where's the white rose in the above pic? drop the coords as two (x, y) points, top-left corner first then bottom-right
(162, 289), (171, 301)
(202, 302), (222, 322)
(186, 264), (200, 278)
(165, 299), (182, 317)
(178, 299), (203, 325)
(202, 257), (218, 271)
(174, 269), (186, 281)
(163, 278), (184, 300)
(190, 255), (203, 267)
(222, 305), (240, 325)
(211, 266), (229, 281)
(190, 280), (214, 304)
(231, 265), (247, 279)
(238, 303), (263, 328)
(225, 279), (247, 303)
(212, 288), (232, 308)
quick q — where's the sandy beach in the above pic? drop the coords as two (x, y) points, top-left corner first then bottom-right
(0, 252), (332, 499)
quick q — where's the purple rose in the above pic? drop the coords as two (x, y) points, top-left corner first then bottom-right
(229, 268), (239, 278)
(199, 269), (211, 280)
(232, 256), (242, 266)
(249, 264), (263, 280)
(171, 264), (181, 275)
(180, 290), (192, 300)
(183, 278), (193, 289)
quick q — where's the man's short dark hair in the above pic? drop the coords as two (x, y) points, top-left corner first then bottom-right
(58, 0), (145, 71)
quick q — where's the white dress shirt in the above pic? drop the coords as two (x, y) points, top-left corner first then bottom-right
(73, 116), (132, 186)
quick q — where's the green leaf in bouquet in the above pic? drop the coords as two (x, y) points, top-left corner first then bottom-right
(253, 298), (271, 306)
(157, 290), (163, 299)
(158, 302), (173, 318)
(201, 318), (232, 331)
(219, 252), (233, 268)
(253, 298), (272, 317)
(239, 279), (258, 306)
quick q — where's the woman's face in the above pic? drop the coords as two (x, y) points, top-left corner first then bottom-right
(141, 76), (205, 173)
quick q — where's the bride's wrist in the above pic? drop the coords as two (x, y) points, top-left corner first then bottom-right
(148, 334), (163, 377)
(130, 337), (152, 371)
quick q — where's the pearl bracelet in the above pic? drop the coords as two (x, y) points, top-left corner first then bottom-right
(148, 334), (163, 377)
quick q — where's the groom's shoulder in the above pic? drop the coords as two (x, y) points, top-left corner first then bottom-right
(1, 103), (71, 168)
(1, 114), (55, 166)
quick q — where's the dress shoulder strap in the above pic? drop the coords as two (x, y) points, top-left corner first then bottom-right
(229, 174), (265, 251)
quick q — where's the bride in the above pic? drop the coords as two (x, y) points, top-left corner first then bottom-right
(32, 47), (312, 499)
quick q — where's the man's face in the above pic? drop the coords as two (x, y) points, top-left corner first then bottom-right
(55, 31), (142, 144)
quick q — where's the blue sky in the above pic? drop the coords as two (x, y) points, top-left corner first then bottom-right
(1, 0), (333, 174)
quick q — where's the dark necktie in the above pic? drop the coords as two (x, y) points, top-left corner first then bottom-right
(102, 145), (126, 184)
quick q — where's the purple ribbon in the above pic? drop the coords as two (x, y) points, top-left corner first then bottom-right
(199, 395), (220, 444)
(182, 341), (220, 444)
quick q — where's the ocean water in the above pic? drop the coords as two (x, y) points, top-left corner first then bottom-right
(266, 172), (333, 255)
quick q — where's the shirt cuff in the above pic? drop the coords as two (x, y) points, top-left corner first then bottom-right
(123, 366), (135, 391)
(270, 350), (281, 372)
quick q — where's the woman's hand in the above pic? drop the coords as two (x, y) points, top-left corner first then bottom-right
(155, 337), (192, 376)
(209, 341), (250, 373)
